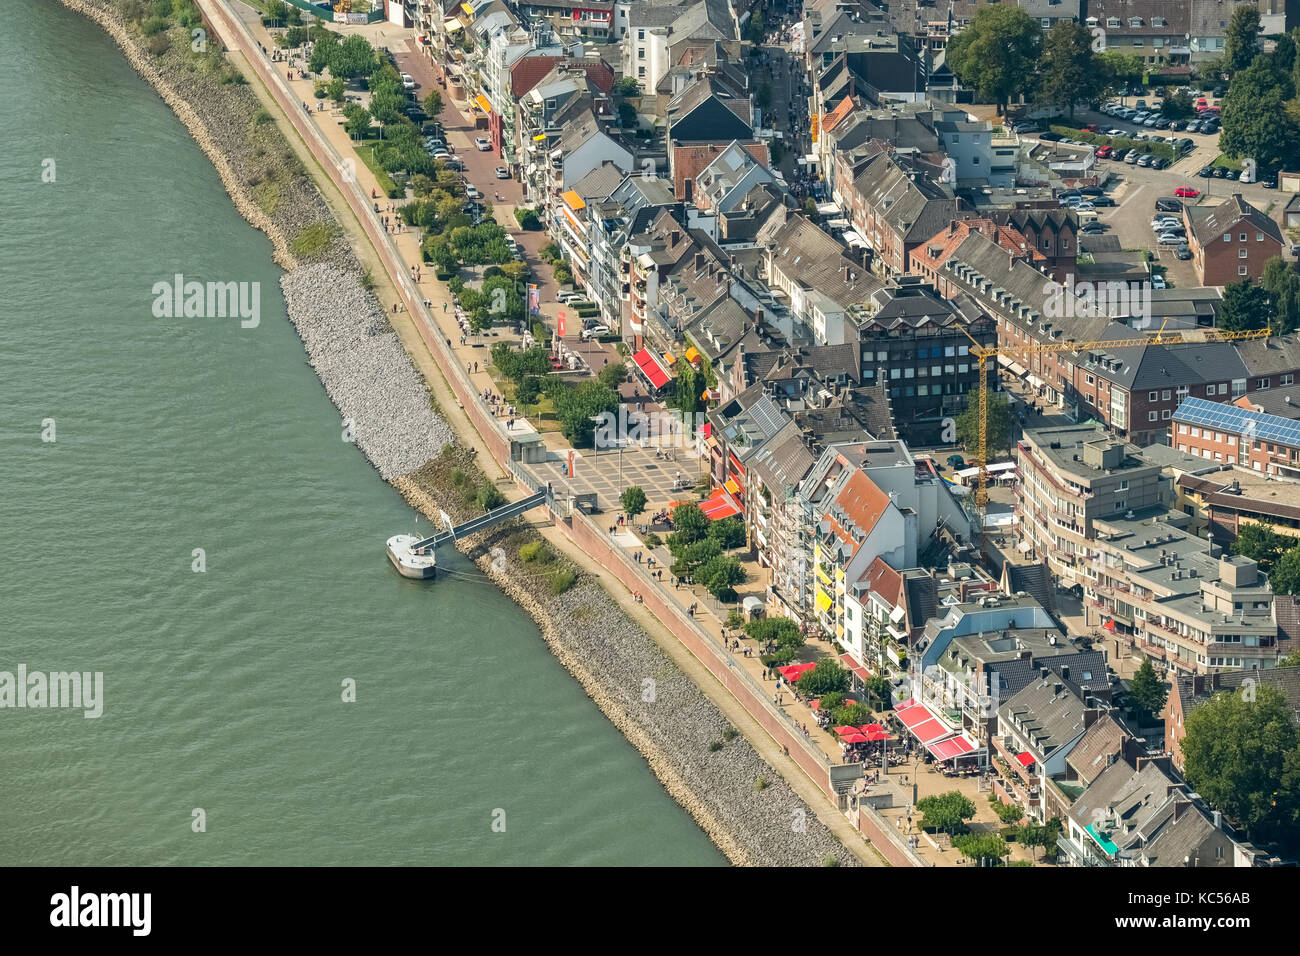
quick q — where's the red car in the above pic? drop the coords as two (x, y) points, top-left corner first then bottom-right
(1082, 122), (1100, 132)
(1175, 187), (1200, 198)
(1096, 145), (1112, 158)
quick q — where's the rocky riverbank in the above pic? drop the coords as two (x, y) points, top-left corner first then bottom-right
(62, 0), (863, 866)
(281, 264), (453, 479)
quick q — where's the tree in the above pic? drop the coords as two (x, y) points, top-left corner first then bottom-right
(516, 375), (542, 412)
(614, 77), (640, 97)
(1233, 520), (1292, 575)
(1017, 818), (1062, 861)
(1224, 3), (1262, 77)
(1262, 257), (1300, 334)
(953, 832), (1008, 865)
(1182, 684), (1299, 839)
(1161, 90), (1196, 120)
(327, 77), (346, 104)
(1217, 279), (1274, 332)
(945, 6), (1043, 114)
(916, 791), (977, 834)
(863, 674), (892, 708)
(707, 515), (746, 549)
(1270, 547), (1300, 595)
(422, 90), (443, 118)
(1220, 57), (1300, 170)
(670, 538), (723, 578)
(746, 616), (804, 650)
(671, 501), (710, 544)
(332, 34), (379, 80)
(1128, 658), (1168, 716)
(698, 554), (746, 598)
(620, 485), (648, 519)
(342, 102), (372, 139)
(1099, 51), (1143, 98)
(1280, 648), (1300, 667)
(1035, 22), (1107, 119)
(954, 390), (1012, 456)
(796, 659), (851, 697)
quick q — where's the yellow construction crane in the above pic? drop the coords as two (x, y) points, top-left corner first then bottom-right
(957, 323), (1272, 524)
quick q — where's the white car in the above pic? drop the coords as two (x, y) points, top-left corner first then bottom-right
(584, 324), (611, 335)
(1157, 232), (1184, 245)
(1150, 217), (1181, 230)
(475, 137), (491, 151)
(465, 185), (481, 199)
(401, 73), (416, 90)
(1151, 274), (1167, 289)
(1074, 201), (1095, 213)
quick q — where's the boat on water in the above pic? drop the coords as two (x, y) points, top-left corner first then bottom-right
(386, 534), (437, 580)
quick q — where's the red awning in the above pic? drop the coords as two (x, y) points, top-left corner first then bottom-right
(841, 733), (868, 744)
(1016, 751), (1035, 767)
(833, 725), (860, 736)
(860, 723), (886, 735)
(839, 652), (872, 681)
(777, 663), (817, 682)
(1102, 619), (1116, 631)
(632, 349), (670, 389)
(699, 487), (740, 520)
(864, 729), (892, 742)
(701, 422), (712, 438)
(895, 699), (956, 745)
(928, 734), (977, 761)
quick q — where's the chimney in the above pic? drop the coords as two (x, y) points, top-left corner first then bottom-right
(670, 229), (681, 246)
(1061, 665), (1070, 682)
(754, 308), (764, 328)
(695, 252), (705, 271)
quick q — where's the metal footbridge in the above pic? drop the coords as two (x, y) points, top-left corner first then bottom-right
(409, 489), (550, 552)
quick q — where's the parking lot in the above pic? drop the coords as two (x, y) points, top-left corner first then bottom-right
(1028, 93), (1294, 290)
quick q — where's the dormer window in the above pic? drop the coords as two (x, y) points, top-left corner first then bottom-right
(1107, 17), (1121, 28)
(1129, 17), (1143, 27)
(1153, 16), (1166, 27)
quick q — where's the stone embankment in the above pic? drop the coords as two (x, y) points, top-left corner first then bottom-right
(281, 264), (453, 479)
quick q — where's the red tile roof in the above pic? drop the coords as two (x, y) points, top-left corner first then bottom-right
(672, 142), (769, 200)
(827, 471), (890, 553)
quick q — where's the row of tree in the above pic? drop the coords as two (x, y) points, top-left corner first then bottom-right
(1218, 258), (1300, 336)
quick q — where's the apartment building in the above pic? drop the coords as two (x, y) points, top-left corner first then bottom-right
(1184, 195), (1284, 287)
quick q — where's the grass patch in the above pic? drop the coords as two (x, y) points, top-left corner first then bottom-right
(354, 143), (400, 198)
(251, 107), (274, 127)
(1212, 153), (1243, 170)
(755, 777), (771, 791)
(290, 222), (338, 259)
(548, 568), (576, 594)
(253, 179), (281, 215)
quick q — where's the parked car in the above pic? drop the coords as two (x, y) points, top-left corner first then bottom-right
(1095, 145), (1112, 159)
(1151, 217), (1181, 230)
(465, 185), (481, 200)
(1075, 201), (1096, 213)
(1137, 154), (1154, 167)
(1263, 177), (1278, 189)
(1224, 168), (1240, 180)
(1199, 166), (1215, 178)
(1175, 245), (1193, 260)
(1185, 121), (1202, 133)
(1079, 222), (1107, 234)
(1105, 128), (1125, 137)
(1039, 131), (1063, 142)
(475, 137), (491, 151)
(1155, 198), (1183, 212)
(1169, 120), (1186, 131)
(1151, 274), (1167, 289)
(401, 73), (416, 90)
(494, 166), (510, 179)
(1091, 196), (1117, 207)
(1152, 157), (1171, 169)
(1157, 232), (1184, 245)
(1213, 166), (1228, 178)
(1011, 121), (1037, 133)
(1125, 149), (1141, 163)
(1155, 117), (1172, 129)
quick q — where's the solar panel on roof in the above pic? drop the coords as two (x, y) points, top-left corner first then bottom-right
(1173, 396), (1300, 447)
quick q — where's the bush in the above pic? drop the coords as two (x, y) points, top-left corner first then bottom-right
(796, 660), (850, 697)
(514, 207), (542, 230)
(519, 540), (553, 563)
(146, 32), (172, 56)
(708, 740), (724, 752)
(760, 647), (798, 667)
(476, 481), (506, 511)
(549, 569), (576, 594)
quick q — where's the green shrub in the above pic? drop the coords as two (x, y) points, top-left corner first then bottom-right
(146, 32), (172, 56)
(519, 540), (554, 563)
(290, 223), (337, 259)
(708, 740), (724, 752)
(549, 569), (576, 594)
(476, 481), (506, 511)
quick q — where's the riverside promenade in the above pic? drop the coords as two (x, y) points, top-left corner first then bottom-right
(199, 0), (925, 866)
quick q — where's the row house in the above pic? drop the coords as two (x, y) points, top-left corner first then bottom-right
(583, 173), (681, 334)
(1062, 757), (1254, 866)
(848, 276), (995, 445)
(510, 56), (614, 172)
(515, 0), (616, 41)
(1172, 394), (1300, 481)
(538, 112), (635, 241)
(1179, 470), (1300, 549)
(554, 162), (626, 299)
(910, 218), (1045, 296)
(847, 152), (967, 276)
(623, 0), (738, 93)
(1082, 1), (1191, 69)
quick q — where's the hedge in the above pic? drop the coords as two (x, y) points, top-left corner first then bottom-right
(1049, 125), (1177, 162)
